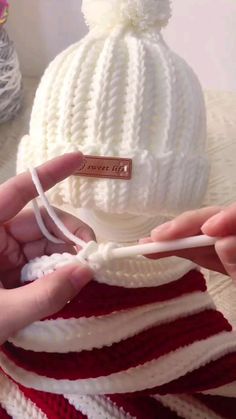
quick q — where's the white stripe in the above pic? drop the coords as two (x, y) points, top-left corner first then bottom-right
(95, 258), (195, 288)
(154, 395), (222, 419)
(1, 331), (236, 395)
(9, 291), (213, 352)
(65, 395), (134, 419)
(0, 371), (47, 419)
(201, 381), (236, 397)
(22, 254), (195, 288)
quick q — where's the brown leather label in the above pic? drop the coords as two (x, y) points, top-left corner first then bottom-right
(74, 155), (132, 180)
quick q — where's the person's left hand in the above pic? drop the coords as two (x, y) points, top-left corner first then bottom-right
(0, 153), (95, 344)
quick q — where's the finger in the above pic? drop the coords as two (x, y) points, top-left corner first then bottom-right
(0, 152), (83, 223)
(147, 246), (225, 273)
(215, 236), (236, 279)
(0, 264), (93, 343)
(139, 236), (226, 274)
(202, 204), (236, 237)
(7, 207), (96, 244)
(22, 239), (76, 262)
(151, 207), (221, 242)
(139, 237), (201, 260)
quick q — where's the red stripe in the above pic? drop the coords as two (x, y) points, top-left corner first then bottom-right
(45, 270), (206, 319)
(0, 405), (11, 419)
(159, 352), (236, 395)
(1, 310), (230, 380)
(109, 395), (183, 419)
(195, 394), (236, 419)
(137, 352), (236, 397)
(18, 385), (87, 419)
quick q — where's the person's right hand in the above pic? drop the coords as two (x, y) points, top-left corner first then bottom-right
(142, 205), (236, 279)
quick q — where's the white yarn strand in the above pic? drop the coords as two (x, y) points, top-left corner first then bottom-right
(30, 167), (87, 248)
(24, 167), (217, 284)
(31, 198), (65, 245)
(30, 166), (217, 257)
(0, 28), (22, 124)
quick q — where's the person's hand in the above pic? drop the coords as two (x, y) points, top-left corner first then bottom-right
(0, 153), (94, 345)
(142, 205), (236, 278)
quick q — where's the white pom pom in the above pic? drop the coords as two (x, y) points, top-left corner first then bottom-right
(82, 0), (171, 31)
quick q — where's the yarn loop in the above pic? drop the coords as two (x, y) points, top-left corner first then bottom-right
(82, 0), (171, 31)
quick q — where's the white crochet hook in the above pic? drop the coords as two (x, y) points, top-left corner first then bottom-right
(101, 235), (217, 261)
(30, 167), (218, 262)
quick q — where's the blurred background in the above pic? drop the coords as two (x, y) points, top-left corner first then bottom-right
(6, 0), (236, 91)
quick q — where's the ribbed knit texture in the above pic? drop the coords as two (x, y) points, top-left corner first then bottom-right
(17, 0), (209, 219)
(2, 1), (235, 417)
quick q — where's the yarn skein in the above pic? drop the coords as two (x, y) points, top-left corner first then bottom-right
(0, 27), (22, 124)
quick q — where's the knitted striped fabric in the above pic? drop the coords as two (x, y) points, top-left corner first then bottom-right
(1, 261), (236, 418)
(4, 0), (236, 417)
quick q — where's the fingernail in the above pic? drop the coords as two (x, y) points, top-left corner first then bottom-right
(151, 221), (173, 236)
(65, 151), (83, 159)
(70, 266), (93, 291)
(202, 211), (224, 231)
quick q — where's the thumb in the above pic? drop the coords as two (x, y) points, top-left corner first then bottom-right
(1, 264), (93, 342)
(215, 236), (236, 280)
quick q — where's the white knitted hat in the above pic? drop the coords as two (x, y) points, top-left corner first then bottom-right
(17, 0), (209, 219)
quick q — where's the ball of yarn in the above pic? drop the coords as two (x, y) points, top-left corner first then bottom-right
(82, 0), (171, 31)
(0, 27), (22, 124)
